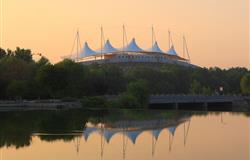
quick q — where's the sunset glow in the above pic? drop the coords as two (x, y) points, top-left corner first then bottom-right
(0, 0), (249, 67)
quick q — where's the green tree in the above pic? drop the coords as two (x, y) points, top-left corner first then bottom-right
(14, 47), (33, 62)
(190, 80), (203, 94)
(36, 56), (50, 67)
(0, 48), (6, 59)
(6, 80), (27, 99)
(240, 73), (250, 94)
(126, 80), (149, 108)
(55, 59), (88, 97)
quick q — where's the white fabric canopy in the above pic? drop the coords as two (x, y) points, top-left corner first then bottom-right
(149, 42), (164, 53)
(124, 38), (144, 52)
(80, 42), (97, 57)
(167, 45), (178, 56)
(103, 39), (119, 53)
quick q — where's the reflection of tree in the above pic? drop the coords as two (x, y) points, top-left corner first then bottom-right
(0, 112), (33, 149)
(0, 110), (88, 149)
(38, 135), (80, 142)
(0, 132), (31, 149)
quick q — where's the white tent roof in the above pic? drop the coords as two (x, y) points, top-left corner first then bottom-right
(167, 45), (178, 56)
(103, 39), (119, 53)
(124, 38), (144, 52)
(96, 39), (119, 54)
(80, 42), (97, 57)
(149, 42), (164, 53)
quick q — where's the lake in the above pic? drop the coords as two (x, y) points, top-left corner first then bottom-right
(0, 109), (249, 160)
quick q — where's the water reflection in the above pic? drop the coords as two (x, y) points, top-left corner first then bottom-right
(82, 117), (191, 159)
(0, 110), (249, 160)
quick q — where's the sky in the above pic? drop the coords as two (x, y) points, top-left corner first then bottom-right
(0, 0), (249, 68)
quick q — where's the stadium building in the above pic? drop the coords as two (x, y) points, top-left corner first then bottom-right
(65, 27), (195, 67)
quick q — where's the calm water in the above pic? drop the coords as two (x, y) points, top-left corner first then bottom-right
(0, 110), (249, 160)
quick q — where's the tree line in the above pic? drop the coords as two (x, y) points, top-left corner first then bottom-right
(0, 47), (250, 104)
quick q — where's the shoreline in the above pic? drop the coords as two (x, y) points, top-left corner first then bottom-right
(0, 100), (82, 112)
(0, 95), (249, 112)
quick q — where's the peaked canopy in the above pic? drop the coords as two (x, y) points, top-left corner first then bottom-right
(103, 39), (119, 53)
(96, 39), (119, 54)
(124, 38), (144, 52)
(80, 42), (97, 57)
(149, 42), (164, 53)
(167, 45), (178, 56)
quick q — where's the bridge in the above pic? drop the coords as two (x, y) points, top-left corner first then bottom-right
(149, 95), (246, 111)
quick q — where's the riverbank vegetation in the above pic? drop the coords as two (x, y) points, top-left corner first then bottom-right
(0, 47), (250, 108)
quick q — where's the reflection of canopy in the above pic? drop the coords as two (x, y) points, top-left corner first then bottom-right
(124, 38), (144, 52)
(168, 126), (177, 136)
(149, 42), (163, 53)
(80, 42), (96, 57)
(83, 119), (186, 144)
(83, 128), (117, 143)
(125, 130), (142, 144)
(103, 130), (117, 143)
(83, 128), (98, 141)
(151, 129), (162, 140)
(167, 45), (178, 56)
(83, 127), (178, 143)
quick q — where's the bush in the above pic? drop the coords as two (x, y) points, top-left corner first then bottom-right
(81, 96), (109, 108)
(241, 73), (250, 94)
(118, 80), (149, 108)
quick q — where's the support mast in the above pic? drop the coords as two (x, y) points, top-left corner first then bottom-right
(123, 24), (125, 53)
(168, 30), (171, 49)
(101, 26), (103, 60)
(152, 26), (154, 49)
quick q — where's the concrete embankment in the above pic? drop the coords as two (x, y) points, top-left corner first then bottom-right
(0, 100), (82, 112)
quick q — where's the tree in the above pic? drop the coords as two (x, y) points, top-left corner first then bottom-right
(36, 64), (67, 98)
(0, 48), (6, 59)
(240, 73), (250, 94)
(125, 80), (149, 107)
(36, 56), (50, 67)
(6, 80), (27, 99)
(55, 59), (88, 97)
(14, 47), (33, 62)
(190, 80), (203, 94)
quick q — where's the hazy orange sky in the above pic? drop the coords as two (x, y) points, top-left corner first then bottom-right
(0, 0), (249, 68)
